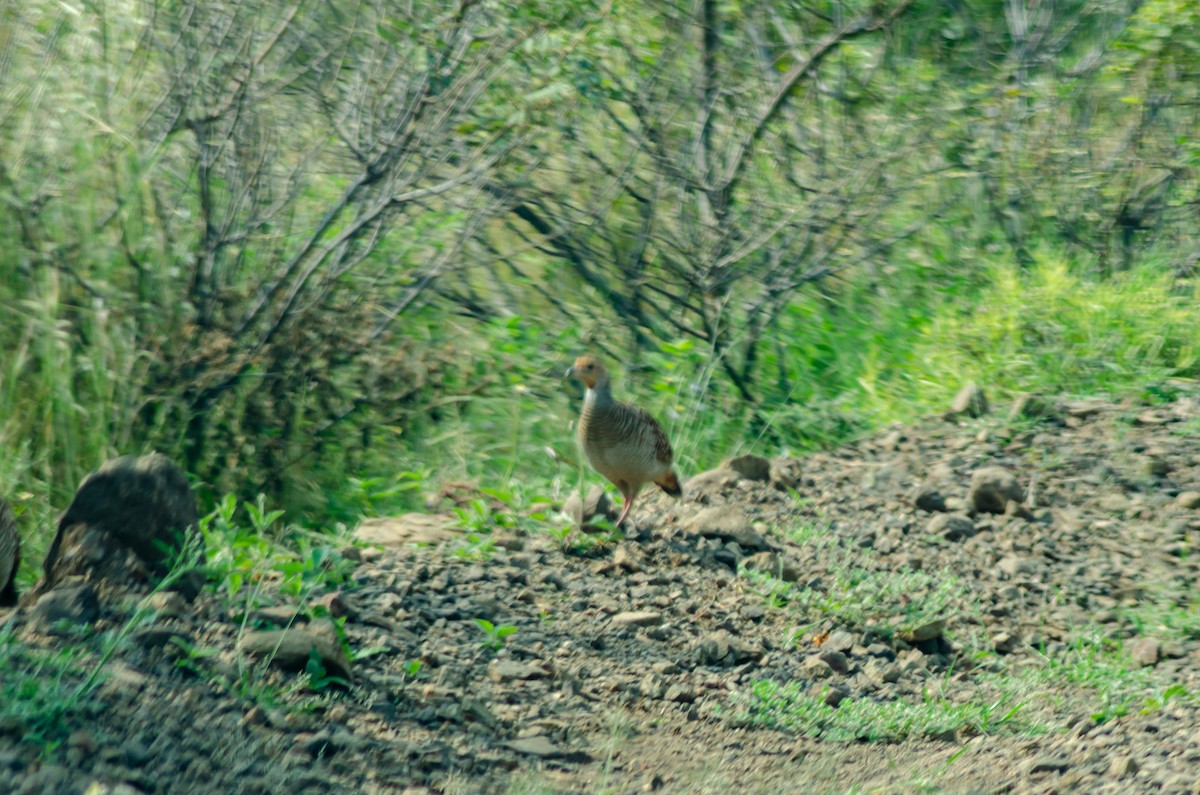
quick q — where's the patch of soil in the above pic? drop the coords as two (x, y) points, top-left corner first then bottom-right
(3, 387), (1200, 795)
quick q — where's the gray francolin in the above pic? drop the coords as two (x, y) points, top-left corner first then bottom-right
(566, 355), (682, 527)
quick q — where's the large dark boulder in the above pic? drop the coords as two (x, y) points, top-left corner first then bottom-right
(0, 500), (18, 607)
(37, 454), (202, 595)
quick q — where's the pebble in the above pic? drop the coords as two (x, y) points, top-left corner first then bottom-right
(610, 611), (663, 628)
(1109, 755), (1139, 777)
(1176, 491), (1200, 510)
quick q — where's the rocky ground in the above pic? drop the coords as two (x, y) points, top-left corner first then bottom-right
(3, 384), (1200, 795)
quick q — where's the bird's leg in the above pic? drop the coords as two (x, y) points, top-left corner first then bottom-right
(614, 486), (636, 528)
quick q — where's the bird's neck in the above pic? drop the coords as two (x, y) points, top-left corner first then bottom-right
(585, 380), (614, 410)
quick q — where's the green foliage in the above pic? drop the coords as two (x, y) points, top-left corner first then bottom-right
(1013, 633), (1190, 725)
(0, 538), (208, 749)
(341, 472), (428, 519)
(0, 628), (92, 750)
(796, 569), (963, 639)
(735, 679), (1028, 742)
(737, 624), (1196, 743)
(201, 494), (357, 605)
(474, 618), (519, 652)
(742, 518), (970, 640)
(304, 648), (351, 693)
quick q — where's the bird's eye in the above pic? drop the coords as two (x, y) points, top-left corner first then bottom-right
(585, 364), (594, 370)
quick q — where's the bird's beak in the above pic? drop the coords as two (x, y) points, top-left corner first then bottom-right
(564, 365), (575, 380)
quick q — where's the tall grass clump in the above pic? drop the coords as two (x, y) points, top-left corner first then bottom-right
(749, 250), (1199, 452)
(922, 252), (1199, 395)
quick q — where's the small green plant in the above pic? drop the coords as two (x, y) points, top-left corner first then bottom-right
(545, 523), (575, 548)
(304, 649), (351, 692)
(1141, 683), (1189, 715)
(740, 568), (793, 609)
(169, 637), (223, 679)
(475, 618), (519, 651)
(451, 532), (498, 561)
(202, 494), (357, 603)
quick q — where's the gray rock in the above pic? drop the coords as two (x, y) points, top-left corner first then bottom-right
(821, 686), (849, 707)
(1143, 454), (1171, 478)
(354, 513), (457, 547)
(991, 631), (1021, 654)
(238, 626), (352, 683)
(866, 643), (895, 660)
(504, 735), (588, 761)
(122, 739), (152, 767)
(611, 543), (641, 573)
(488, 660), (548, 682)
(880, 664), (902, 684)
(610, 611), (663, 628)
(950, 383), (989, 418)
(741, 551), (801, 583)
(681, 506), (769, 551)
(996, 555), (1038, 578)
(862, 458), (914, 495)
(683, 468), (740, 495)
(28, 583), (99, 634)
(928, 513), (975, 542)
(824, 631), (855, 653)
(563, 485), (613, 524)
(721, 455), (771, 482)
(801, 655), (834, 679)
(1109, 755), (1139, 778)
(1130, 637), (1160, 668)
(899, 619), (945, 643)
(138, 591), (189, 619)
(1026, 756), (1071, 774)
(1098, 493), (1131, 515)
(912, 485), (947, 513)
(969, 467), (1024, 514)
(37, 454), (202, 594)
(1175, 491), (1200, 510)
(694, 630), (759, 666)
(818, 650), (851, 674)
(944, 496), (970, 513)
(664, 683), (696, 703)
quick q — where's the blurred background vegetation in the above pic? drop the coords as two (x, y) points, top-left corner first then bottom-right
(1, 0), (1198, 564)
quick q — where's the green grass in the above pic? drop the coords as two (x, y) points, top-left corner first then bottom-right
(0, 535), (208, 749)
(731, 508), (1200, 744)
(733, 626), (1193, 744)
(0, 628), (95, 749)
(734, 679), (1029, 742)
(742, 515), (975, 641)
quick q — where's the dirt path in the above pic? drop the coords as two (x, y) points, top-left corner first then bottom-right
(3, 385), (1200, 795)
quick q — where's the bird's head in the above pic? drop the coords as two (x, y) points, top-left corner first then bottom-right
(565, 355), (608, 389)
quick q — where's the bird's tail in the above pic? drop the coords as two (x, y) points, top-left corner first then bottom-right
(655, 470), (683, 498)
